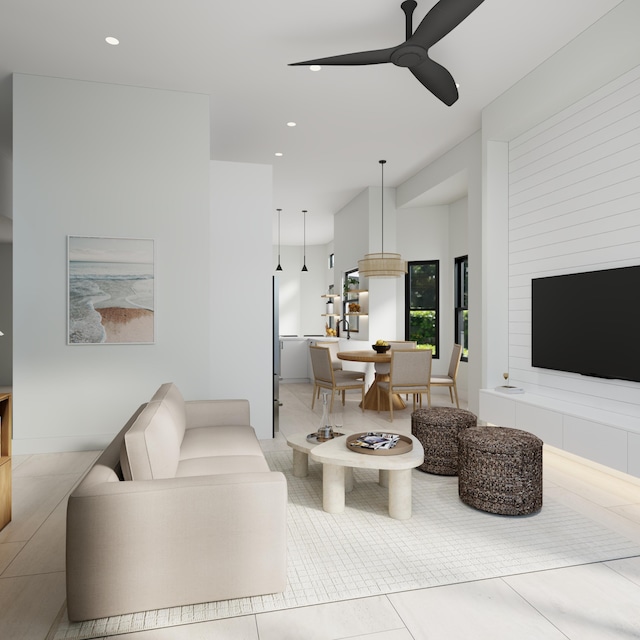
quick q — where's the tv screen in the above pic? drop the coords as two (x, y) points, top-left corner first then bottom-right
(531, 265), (640, 383)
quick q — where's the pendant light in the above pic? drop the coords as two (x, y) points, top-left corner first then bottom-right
(275, 208), (283, 271)
(358, 160), (407, 278)
(301, 209), (308, 272)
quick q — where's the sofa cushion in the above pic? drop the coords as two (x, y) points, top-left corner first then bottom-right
(122, 401), (182, 480)
(175, 454), (270, 477)
(180, 425), (264, 461)
(151, 383), (187, 443)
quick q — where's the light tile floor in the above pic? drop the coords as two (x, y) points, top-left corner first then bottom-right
(1, 383), (639, 639)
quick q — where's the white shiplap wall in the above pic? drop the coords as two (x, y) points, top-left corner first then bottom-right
(507, 63), (640, 424)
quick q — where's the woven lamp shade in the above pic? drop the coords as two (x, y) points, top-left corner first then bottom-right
(358, 252), (407, 278)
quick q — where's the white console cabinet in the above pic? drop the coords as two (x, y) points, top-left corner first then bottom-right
(479, 389), (640, 478)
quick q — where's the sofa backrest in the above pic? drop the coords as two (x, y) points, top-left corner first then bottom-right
(120, 383), (187, 480)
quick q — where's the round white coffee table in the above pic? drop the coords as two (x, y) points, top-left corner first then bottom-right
(285, 430), (356, 491)
(310, 433), (424, 520)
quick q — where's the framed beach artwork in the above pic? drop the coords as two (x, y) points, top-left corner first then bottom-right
(67, 236), (155, 344)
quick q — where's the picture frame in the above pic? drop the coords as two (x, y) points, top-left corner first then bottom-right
(67, 236), (155, 344)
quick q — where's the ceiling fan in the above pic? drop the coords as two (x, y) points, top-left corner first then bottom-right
(290, 0), (485, 106)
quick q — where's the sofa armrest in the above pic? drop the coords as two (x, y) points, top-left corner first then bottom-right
(66, 471), (287, 621)
(184, 398), (250, 429)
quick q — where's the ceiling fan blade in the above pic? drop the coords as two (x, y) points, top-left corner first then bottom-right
(410, 0), (485, 49)
(289, 47), (396, 67)
(409, 57), (458, 106)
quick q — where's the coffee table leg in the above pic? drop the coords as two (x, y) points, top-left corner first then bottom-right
(388, 469), (412, 520)
(345, 467), (354, 493)
(292, 449), (308, 477)
(322, 463), (345, 513)
(379, 469), (389, 488)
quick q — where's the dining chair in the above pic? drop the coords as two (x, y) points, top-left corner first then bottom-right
(430, 343), (463, 408)
(315, 341), (342, 370)
(387, 341), (418, 400)
(309, 345), (365, 413)
(377, 349), (432, 422)
(387, 341), (417, 350)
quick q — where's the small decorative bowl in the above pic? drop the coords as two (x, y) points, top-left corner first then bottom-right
(372, 344), (390, 354)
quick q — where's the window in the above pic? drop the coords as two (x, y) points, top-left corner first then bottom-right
(342, 268), (361, 334)
(405, 261), (439, 357)
(455, 256), (468, 362)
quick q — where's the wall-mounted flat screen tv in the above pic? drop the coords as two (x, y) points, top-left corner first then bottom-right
(531, 265), (640, 383)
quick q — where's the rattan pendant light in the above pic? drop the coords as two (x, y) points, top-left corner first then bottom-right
(358, 160), (407, 278)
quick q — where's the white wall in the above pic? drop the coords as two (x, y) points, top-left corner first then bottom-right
(396, 132), (481, 412)
(504, 63), (640, 419)
(0, 243), (10, 385)
(274, 241), (335, 338)
(11, 74), (258, 453)
(210, 161), (273, 438)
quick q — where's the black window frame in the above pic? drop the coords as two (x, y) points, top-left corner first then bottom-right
(405, 260), (439, 358)
(454, 255), (468, 362)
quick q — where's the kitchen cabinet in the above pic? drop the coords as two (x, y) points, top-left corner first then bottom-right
(279, 338), (310, 382)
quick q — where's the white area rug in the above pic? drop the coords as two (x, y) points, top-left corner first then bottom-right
(53, 450), (640, 639)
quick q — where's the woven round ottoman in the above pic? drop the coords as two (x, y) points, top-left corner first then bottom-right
(411, 407), (477, 475)
(458, 426), (543, 516)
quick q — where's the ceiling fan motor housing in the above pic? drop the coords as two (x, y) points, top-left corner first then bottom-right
(390, 44), (428, 68)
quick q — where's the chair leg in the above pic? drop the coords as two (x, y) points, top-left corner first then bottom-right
(449, 387), (454, 403)
(388, 390), (394, 422)
(453, 384), (459, 408)
(342, 390), (346, 406)
(311, 384), (317, 409)
(361, 386), (365, 412)
(426, 388), (432, 408)
(329, 391), (335, 414)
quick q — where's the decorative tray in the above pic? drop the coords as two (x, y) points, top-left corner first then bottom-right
(306, 431), (345, 444)
(346, 432), (413, 456)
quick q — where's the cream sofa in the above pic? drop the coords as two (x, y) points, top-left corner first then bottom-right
(66, 383), (287, 622)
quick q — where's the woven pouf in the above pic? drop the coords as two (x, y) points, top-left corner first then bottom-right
(411, 407), (478, 475)
(458, 426), (543, 516)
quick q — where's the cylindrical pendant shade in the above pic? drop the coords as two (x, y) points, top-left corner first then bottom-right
(358, 252), (407, 278)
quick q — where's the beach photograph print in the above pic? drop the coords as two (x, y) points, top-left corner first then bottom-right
(68, 236), (155, 344)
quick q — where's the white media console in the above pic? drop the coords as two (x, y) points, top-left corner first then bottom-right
(479, 389), (640, 479)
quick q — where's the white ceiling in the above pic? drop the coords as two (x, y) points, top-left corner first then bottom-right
(0, 0), (624, 245)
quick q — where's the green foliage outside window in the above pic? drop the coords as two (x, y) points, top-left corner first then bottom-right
(406, 261), (439, 357)
(408, 310), (437, 356)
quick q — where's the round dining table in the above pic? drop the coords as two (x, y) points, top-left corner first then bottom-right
(336, 350), (406, 412)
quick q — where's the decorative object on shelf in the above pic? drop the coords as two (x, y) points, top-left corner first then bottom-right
(326, 299), (334, 314)
(372, 340), (390, 353)
(495, 372), (524, 394)
(275, 208), (283, 271)
(343, 276), (359, 296)
(301, 209), (308, 272)
(325, 324), (337, 336)
(349, 302), (360, 313)
(358, 160), (407, 278)
(346, 432), (413, 456)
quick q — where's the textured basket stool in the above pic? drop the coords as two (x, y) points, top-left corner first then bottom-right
(458, 426), (543, 516)
(411, 407), (477, 475)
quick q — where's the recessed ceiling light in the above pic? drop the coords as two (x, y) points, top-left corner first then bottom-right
(105, 36), (120, 45)
(310, 65), (322, 72)
(275, 152), (283, 157)
(286, 122), (296, 127)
